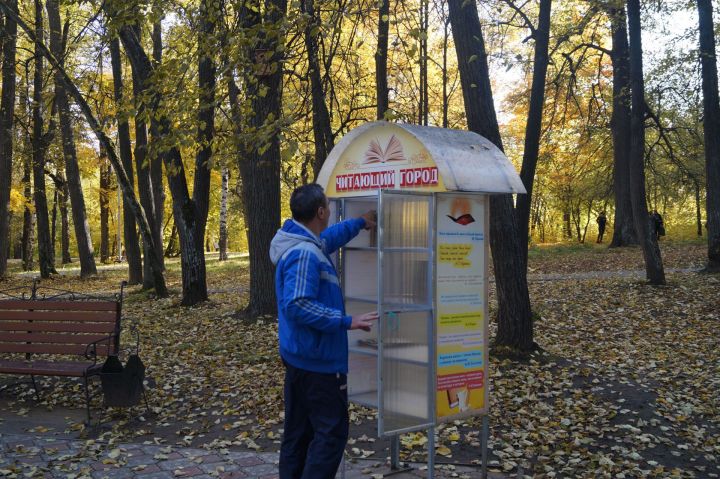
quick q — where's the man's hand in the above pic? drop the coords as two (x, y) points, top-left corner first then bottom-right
(350, 311), (379, 331)
(360, 210), (377, 230)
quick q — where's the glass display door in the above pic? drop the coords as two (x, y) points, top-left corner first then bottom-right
(377, 190), (435, 436)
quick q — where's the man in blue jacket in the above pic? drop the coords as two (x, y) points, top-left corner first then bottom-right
(270, 183), (378, 478)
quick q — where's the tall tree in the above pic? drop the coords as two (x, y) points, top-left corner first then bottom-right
(0, 0), (17, 278)
(626, 0), (664, 284)
(47, 169), (71, 264)
(110, 37), (142, 284)
(99, 149), (111, 263)
(608, 2), (637, 247)
(130, 31), (159, 290)
(31, 0), (56, 278)
(510, 0), (552, 268)
(441, 8), (451, 128)
(150, 16), (165, 271)
(696, 0), (720, 272)
(0, 8), (4, 62)
(218, 164), (229, 261)
(300, 0), (334, 178)
(22, 136), (35, 272)
(59, 178), (71, 263)
(448, 0), (534, 352)
(376, 0), (390, 119)
(20, 62), (35, 271)
(107, 0), (216, 305)
(239, 0), (287, 316)
(228, 0), (286, 316)
(418, 0), (429, 125)
(189, 0), (217, 299)
(47, 0), (97, 277)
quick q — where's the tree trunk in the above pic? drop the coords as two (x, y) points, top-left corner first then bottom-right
(301, 0), (334, 178)
(696, 0), (720, 272)
(626, 0), (664, 284)
(131, 57), (157, 290)
(60, 179), (71, 264)
(608, 4), (637, 248)
(181, 0), (217, 305)
(232, 0), (285, 316)
(1, 1), (168, 295)
(47, 0), (97, 278)
(11, 211), (20, 259)
(126, 25), (162, 289)
(22, 150), (35, 271)
(31, 0), (56, 278)
(442, 14), (450, 128)
(563, 210), (571, 238)
(515, 0), (552, 269)
(0, 8), (4, 63)
(376, 0), (390, 119)
(151, 17), (165, 271)
(20, 67), (35, 272)
(572, 204), (582, 242)
(165, 222), (178, 258)
(448, 0), (534, 352)
(110, 37), (142, 284)
(419, 0), (428, 125)
(695, 180), (703, 237)
(0, 0), (17, 278)
(218, 165), (229, 261)
(100, 150), (111, 263)
(51, 189), (57, 257)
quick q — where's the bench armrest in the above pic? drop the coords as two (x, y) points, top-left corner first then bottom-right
(84, 335), (115, 363)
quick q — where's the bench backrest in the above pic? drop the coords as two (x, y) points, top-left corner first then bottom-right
(0, 300), (120, 357)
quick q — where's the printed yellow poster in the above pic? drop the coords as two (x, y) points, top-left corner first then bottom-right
(435, 195), (487, 420)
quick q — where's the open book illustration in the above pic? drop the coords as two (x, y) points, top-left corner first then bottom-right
(447, 214), (476, 225)
(363, 134), (406, 164)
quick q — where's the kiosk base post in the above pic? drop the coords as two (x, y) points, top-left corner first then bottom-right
(428, 427), (435, 479)
(390, 435), (400, 469)
(481, 414), (489, 479)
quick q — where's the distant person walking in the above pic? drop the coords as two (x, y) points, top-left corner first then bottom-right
(596, 211), (607, 243)
(651, 210), (665, 239)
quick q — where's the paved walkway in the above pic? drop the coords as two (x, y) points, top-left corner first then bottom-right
(525, 266), (701, 282)
(0, 433), (492, 479)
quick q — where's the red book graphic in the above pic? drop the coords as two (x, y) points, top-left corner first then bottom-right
(447, 214), (475, 225)
(364, 135), (406, 164)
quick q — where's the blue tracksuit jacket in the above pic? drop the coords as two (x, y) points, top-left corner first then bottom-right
(269, 218), (365, 374)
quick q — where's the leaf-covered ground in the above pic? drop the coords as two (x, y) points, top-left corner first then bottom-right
(526, 241), (707, 275)
(0, 242), (718, 478)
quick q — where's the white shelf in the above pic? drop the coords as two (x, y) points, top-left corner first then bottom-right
(383, 303), (432, 313)
(349, 344), (429, 365)
(345, 297), (433, 314)
(345, 296), (377, 304)
(350, 389), (432, 427)
(380, 390), (431, 428)
(345, 246), (430, 252)
(350, 390), (379, 408)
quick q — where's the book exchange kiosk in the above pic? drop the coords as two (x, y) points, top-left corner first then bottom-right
(316, 121), (526, 478)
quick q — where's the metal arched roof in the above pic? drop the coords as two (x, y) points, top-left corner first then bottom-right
(316, 122), (526, 196)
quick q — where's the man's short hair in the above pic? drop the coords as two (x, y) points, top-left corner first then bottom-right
(290, 183), (327, 222)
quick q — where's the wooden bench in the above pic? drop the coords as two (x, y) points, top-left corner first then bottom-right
(0, 282), (125, 421)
